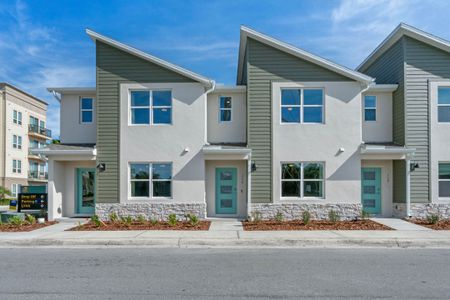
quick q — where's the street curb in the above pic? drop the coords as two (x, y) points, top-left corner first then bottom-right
(1, 238), (450, 248)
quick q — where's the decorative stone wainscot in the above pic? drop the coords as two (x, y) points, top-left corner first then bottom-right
(95, 203), (206, 221)
(250, 203), (362, 221)
(393, 203), (450, 219)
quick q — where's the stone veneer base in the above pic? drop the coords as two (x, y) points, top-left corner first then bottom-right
(250, 203), (362, 221)
(393, 203), (450, 219)
(95, 203), (206, 221)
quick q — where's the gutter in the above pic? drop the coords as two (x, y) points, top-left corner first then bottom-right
(32, 148), (97, 156)
(202, 148), (251, 155)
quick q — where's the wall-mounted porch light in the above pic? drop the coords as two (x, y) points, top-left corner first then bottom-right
(251, 161), (257, 172)
(410, 162), (419, 172)
(97, 163), (106, 173)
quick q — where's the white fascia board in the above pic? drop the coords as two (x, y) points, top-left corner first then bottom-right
(47, 87), (96, 95)
(237, 26), (374, 85)
(32, 148), (97, 156)
(202, 147), (251, 155)
(358, 23), (450, 72)
(213, 85), (247, 93)
(360, 145), (416, 155)
(365, 84), (398, 93)
(86, 29), (214, 88)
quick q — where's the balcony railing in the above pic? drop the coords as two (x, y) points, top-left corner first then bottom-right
(28, 171), (48, 180)
(28, 124), (52, 138)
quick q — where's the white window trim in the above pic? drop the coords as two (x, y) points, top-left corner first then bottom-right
(12, 159), (22, 174)
(280, 88), (325, 124)
(128, 89), (173, 126)
(438, 162), (450, 200)
(364, 95), (377, 122)
(280, 161), (325, 200)
(80, 97), (94, 124)
(218, 96), (232, 123)
(128, 162), (173, 200)
(437, 87), (450, 123)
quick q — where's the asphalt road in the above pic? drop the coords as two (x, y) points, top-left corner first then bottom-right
(0, 248), (449, 299)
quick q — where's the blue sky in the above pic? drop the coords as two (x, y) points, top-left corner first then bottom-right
(1, 0), (450, 138)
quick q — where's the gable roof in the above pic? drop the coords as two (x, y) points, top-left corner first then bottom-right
(86, 29), (214, 88)
(357, 23), (450, 72)
(236, 26), (374, 85)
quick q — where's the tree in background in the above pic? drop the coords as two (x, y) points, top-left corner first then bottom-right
(0, 186), (11, 199)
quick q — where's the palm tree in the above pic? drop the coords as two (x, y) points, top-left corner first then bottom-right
(0, 186), (11, 200)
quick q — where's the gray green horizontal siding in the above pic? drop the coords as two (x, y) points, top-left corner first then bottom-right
(246, 38), (351, 203)
(362, 38), (406, 203)
(403, 36), (450, 203)
(96, 41), (194, 203)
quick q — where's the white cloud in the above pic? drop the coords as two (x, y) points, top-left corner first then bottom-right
(0, 0), (94, 138)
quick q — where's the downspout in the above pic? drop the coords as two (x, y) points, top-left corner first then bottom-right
(405, 156), (411, 218)
(203, 80), (216, 145)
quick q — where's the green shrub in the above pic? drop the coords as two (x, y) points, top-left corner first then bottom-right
(251, 211), (262, 223)
(121, 216), (133, 226)
(168, 214), (177, 226)
(9, 216), (24, 226)
(187, 214), (199, 226)
(427, 214), (440, 225)
(360, 210), (370, 220)
(136, 215), (146, 224)
(91, 215), (102, 227)
(302, 211), (311, 225)
(150, 218), (159, 225)
(109, 212), (119, 223)
(274, 211), (284, 222)
(25, 214), (36, 224)
(328, 210), (340, 224)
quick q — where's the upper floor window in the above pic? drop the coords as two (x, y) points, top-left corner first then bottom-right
(438, 87), (450, 123)
(30, 116), (38, 126)
(13, 110), (22, 125)
(439, 163), (450, 198)
(364, 95), (377, 121)
(219, 96), (232, 122)
(281, 88), (323, 123)
(281, 162), (324, 198)
(12, 159), (21, 173)
(80, 97), (94, 123)
(130, 90), (172, 125)
(12, 135), (22, 149)
(129, 162), (172, 198)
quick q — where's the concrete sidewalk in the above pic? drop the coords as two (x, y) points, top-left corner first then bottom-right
(0, 219), (449, 248)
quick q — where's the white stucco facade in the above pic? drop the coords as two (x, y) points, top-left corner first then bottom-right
(60, 91), (97, 144)
(362, 91), (393, 143)
(119, 82), (207, 204)
(207, 89), (246, 144)
(429, 80), (450, 203)
(271, 82), (363, 205)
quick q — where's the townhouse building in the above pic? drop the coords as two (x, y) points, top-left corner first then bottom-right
(38, 23), (450, 221)
(0, 83), (50, 197)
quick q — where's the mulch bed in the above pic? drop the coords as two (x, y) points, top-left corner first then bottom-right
(408, 219), (450, 230)
(242, 220), (392, 231)
(69, 220), (211, 231)
(0, 221), (57, 232)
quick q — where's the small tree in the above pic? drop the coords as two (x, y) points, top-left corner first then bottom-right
(0, 186), (11, 199)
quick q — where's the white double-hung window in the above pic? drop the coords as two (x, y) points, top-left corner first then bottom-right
(12, 159), (21, 173)
(12, 135), (22, 149)
(364, 95), (377, 121)
(130, 90), (172, 125)
(281, 162), (324, 199)
(80, 97), (94, 123)
(129, 163), (172, 198)
(439, 163), (450, 198)
(13, 110), (22, 125)
(438, 87), (450, 122)
(219, 96), (232, 122)
(281, 88), (324, 123)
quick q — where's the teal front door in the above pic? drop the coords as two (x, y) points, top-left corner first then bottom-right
(361, 168), (381, 214)
(215, 168), (237, 214)
(76, 168), (96, 215)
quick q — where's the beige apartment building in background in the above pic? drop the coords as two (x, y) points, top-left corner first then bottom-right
(0, 83), (50, 198)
